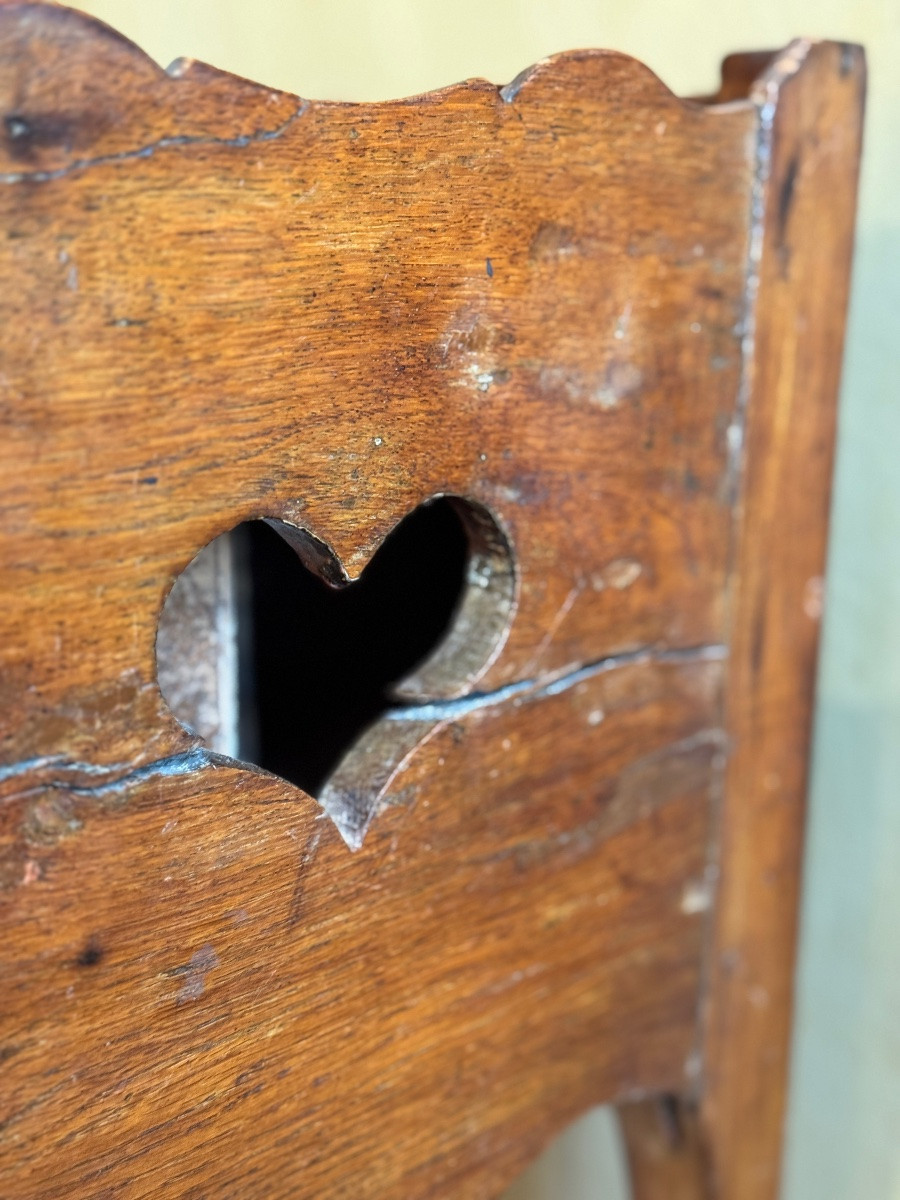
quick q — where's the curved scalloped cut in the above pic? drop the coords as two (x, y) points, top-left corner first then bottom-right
(0, 2), (304, 178)
(304, 47), (732, 113)
(0, 1), (788, 184)
(490, 48), (717, 112)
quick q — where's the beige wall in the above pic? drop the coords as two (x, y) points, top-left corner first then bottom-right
(74, 2), (900, 1197)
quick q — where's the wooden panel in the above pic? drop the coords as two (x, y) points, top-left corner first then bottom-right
(0, 6), (864, 1198)
(0, 2), (756, 774)
(3, 654), (722, 1198)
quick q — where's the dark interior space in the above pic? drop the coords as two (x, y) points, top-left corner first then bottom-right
(239, 498), (469, 796)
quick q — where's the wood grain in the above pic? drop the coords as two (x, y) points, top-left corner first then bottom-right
(3, 654), (722, 1198)
(700, 39), (866, 1200)
(0, 2), (756, 772)
(620, 1098), (711, 1200)
(0, 6), (863, 1197)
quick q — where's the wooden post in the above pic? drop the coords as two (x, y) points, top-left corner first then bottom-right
(700, 40), (865, 1200)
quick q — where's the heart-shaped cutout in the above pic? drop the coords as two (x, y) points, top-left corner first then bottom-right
(157, 496), (516, 814)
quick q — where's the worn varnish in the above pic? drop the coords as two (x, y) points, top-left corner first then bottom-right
(0, 7), (863, 1198)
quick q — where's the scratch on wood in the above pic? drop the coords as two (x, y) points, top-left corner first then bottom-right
(521, 584), (581, 675)
(169, 944), (220, 1004)
(287, 828), (323, 929)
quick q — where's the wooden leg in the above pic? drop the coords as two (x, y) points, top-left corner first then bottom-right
(618, 1097), (712, 1200)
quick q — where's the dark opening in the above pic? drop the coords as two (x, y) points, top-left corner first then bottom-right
(238, 499), (468, 794)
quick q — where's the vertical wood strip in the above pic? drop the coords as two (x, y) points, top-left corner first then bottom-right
(156, 532), (240, 757)
(620, 1098), (712, 1200)
(702, 40), (866, 1200)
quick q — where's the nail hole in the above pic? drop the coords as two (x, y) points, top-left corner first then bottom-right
(76, 937), (104, 968)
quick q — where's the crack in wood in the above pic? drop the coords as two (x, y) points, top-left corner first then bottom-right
(385, 642), (727, 722)
(0, 100), (309, 185)
(1, 642), (727, 829)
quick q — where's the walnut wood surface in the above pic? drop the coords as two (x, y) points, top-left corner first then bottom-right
(701, 40), (866, 1200)
(0, 7), (863, 1198)
(620, 1098), (711, 1200)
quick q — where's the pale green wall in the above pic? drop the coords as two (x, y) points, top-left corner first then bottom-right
(74, 3), (900, 1197)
